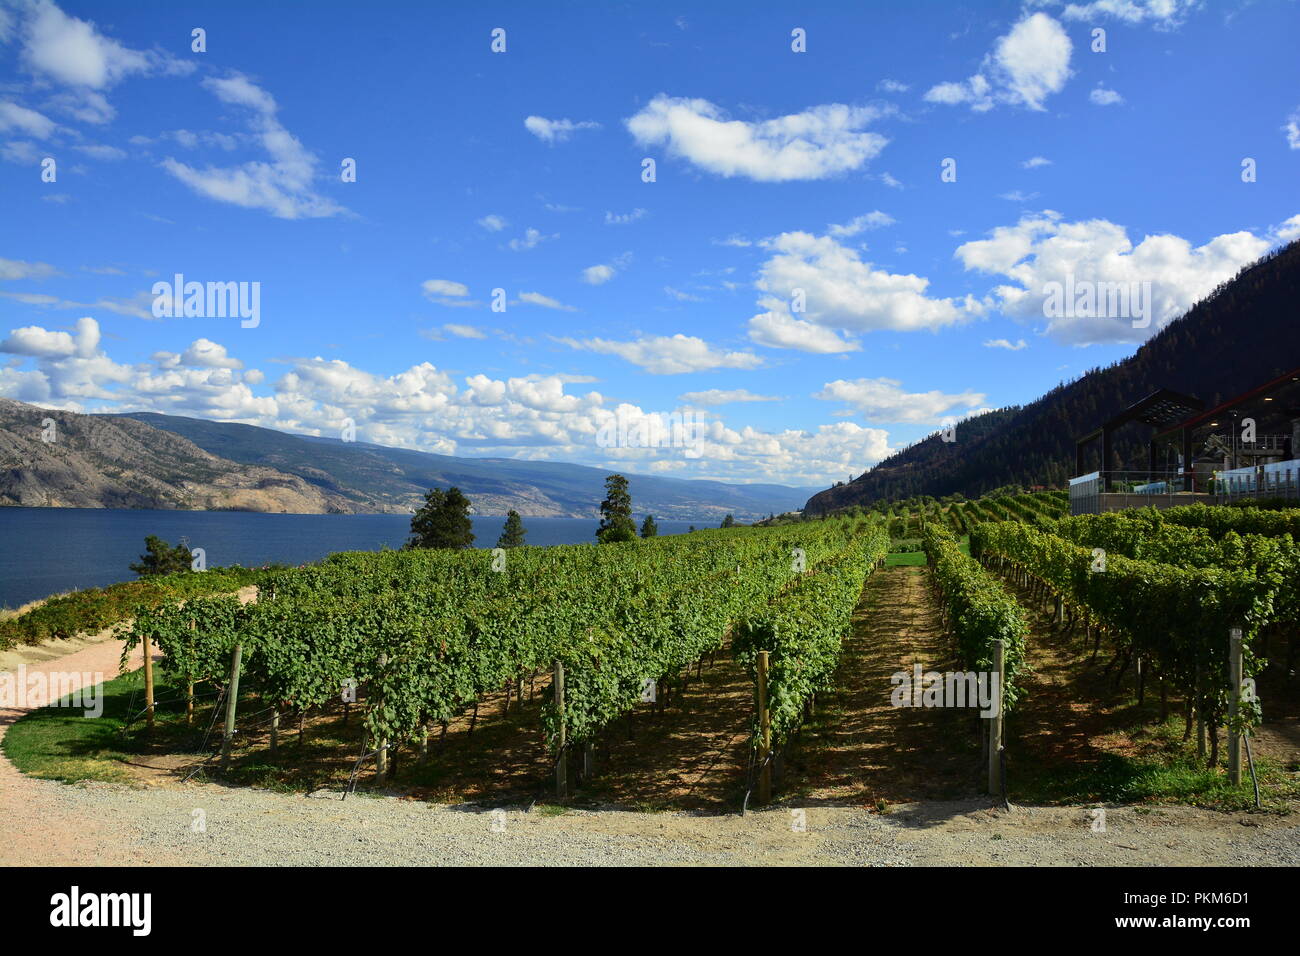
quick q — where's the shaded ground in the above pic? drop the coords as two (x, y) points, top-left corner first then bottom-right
(993, 570), (1300, 809)
(781, 565), (981, 806)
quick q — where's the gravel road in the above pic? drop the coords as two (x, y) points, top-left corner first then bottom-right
(3, 630), (1299, 867)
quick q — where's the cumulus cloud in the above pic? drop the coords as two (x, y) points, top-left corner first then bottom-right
(557, 333), (763, 375)
(955, 210), (1276, 344)
(524, 116), (601, 143)
(1090, 86), (1124, 106)
(477, 214), (507, 232)
(925, 13), (1072, 112)
(0, 320), (894, 484)
(746, 231), (980, 353)
(625, 95), (889, 181)
(1022, 156), (1052, 168)
(160, 74), (346, 220)
(814, 378), (986, 424)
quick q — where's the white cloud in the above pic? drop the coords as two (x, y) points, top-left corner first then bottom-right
(0, 257), (58, 280)
(73, 143), (126, 160)
(925, 13), (1072, 112)
(827, 211), (895, 238)
(1090, 86), (1124, 106)
(1000, 190), (1039, 202)
(605, 208), (646, 225)
(517, 291), (576, 311)
(880, 172), (903, 189)
(524, 116), (601, 143)
(1022, 156), (1052, 168)
(625, 95), (889, 182)
(422, 279), (470, 298)
(0, 100), (56, 138)
(0, 320), (896, 484)
(443, 324), (486, 339)
(664, 286), (703, 302)
(814, 377), (986, 424)
(678, 389), (781, 406)
(477, 214), (507, 232)
(1283, 109), (1299, 150)
(1056, 0), (1201, 29)
(180, 338), (243, 369)
(20, 0), (152, 88)
(1272, 214), (1300, 245)
(984, 338), (1029, 350)
(745, 231), (980, 353)
(877, 79), (910, 93)
(581, 264), (615, 285)
(557, 333), (763, 374)
(507, 227), (555, 251)
(45, 88), (114, 124)
(160, 73), (345, 220)
(955, 210), (1275, 345)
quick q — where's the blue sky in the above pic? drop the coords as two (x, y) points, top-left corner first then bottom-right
(1, 0), (1298, 487)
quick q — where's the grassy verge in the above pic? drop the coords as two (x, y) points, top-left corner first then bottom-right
(1009, 713), (1299, 811)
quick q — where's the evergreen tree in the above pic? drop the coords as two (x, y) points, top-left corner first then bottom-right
(639, 514), (658, 538)
(407, 486), (475, 549)
(720, 513), (735, 528)
(497, 510), (526, 548)
(130, 535), (193, 577)
(596, 474), (637, 544)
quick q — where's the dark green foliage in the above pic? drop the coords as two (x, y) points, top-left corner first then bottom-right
(639, 514), (658, 538)
(720, 514), (736, 528)
(496, 510), (526, 548)
(130, 535), (193, 578)
(407, 486), (475, 550)
(596, 474), (637, 544)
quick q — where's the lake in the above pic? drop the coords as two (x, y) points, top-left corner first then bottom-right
(0, 507), (702, 609)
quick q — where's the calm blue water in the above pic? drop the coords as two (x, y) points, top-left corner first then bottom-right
(0, 507), (700, 609)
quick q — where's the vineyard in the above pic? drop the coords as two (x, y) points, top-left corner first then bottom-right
(6, 499), (1296, 812)
(120, 518), (888, 800)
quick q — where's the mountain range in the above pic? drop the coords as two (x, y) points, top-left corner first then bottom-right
(0, 399), (816, 521)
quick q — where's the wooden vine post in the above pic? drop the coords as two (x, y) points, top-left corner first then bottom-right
(186, 618), (196, 725)
(1228, 626), (1243, 786)
(219, 643), (243, 770)
(554, 660), (567, 799)
(987, 639), (1005, 796)
(141, 632), (155, 732)
(757, 650), (772, 804)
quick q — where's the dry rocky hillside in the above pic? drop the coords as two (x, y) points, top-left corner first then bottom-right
(0, 398), (358, 513)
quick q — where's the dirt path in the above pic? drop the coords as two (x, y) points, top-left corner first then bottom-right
(784, 565), (982, 804)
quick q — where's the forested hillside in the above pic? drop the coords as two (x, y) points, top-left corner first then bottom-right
(806, 240), (1300, 513)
